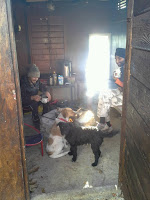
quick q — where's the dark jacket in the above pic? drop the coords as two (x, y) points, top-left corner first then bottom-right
(20, 76), (47, 105)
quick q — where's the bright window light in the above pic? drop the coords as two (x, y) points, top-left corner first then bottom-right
(86, 34), (110, 97)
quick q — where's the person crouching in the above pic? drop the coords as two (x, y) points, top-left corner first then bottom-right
(97, 48), (126, 132)
(20, 64), (51, 123)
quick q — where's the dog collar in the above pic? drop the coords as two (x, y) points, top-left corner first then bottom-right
(58, 118), (68, 123)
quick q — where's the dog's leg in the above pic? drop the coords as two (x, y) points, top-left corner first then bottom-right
(69, 145), (77, 162)
(92, 149), (101, 167)
(91, 144), (101, 167)
(68, 145), (75, 156)
(63, 139), (68, 148)
(68, 148), (73, 156)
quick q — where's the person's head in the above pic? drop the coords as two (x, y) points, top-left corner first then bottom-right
(27, 64), (40, 84)
(115, 48), (126, 67)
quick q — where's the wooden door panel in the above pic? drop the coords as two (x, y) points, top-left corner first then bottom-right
(32, 48), (64, 55)
(0, 0), (29, 199)
(32, 31), (64, 38)
(132, 11), (150, 50)
(31, 19), (49, 26)
(47, 16), (64, 25)
(119, 1), (150, 199)
(33, 54), (64, 61)
(129, 76), (150, 126)
(31, 16), (64, 25)
(33, 55), (50, 60)
(130, 49), (150, 88)
(134, 0), (150, 16)
(126, 103), (150, 163)
(34, 61), (50, 71)
(32, 25), (64, 32)
(28, 14), (65, 73)
(124, 146), (149, 200)
(125, 131), (150, 198)
(32, 37), (64, 44)
(31, 43), (64, 49)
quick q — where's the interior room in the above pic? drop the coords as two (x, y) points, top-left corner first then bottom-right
(13, 0), (126, 93)
(12, 0), (127, 199)
(0, 0), (150, 200)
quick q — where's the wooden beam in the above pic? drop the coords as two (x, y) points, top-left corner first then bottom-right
(0, 0), (30, 199)
(118, 0), (134, 188)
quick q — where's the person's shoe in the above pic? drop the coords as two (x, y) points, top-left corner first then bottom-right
(32, 114), (40, 123)
(97, 123), (113, 133)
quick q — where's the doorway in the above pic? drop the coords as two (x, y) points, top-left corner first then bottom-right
(86, 34), (111, 97)
(11, 2), (122, 199)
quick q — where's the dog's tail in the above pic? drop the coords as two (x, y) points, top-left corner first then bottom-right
(49, 151), (69, 158)
(100, 130), (120, 138)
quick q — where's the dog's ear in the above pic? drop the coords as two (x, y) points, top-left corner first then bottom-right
(61, 109), (67, 118)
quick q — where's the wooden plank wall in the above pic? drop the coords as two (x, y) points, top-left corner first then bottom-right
(119, 0), (150, 199)
(0, 0), (29, 199)
(27, 4), (65, 74)
(12, 0), (30, 76)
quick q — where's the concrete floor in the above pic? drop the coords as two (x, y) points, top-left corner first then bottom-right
(31, 186), (124, 200)
(24, 79), (123, 199)
(24, 105), (122, 199)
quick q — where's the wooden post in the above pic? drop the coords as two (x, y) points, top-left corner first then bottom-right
(119, 0), (134, 187)
(0, 0), (30, 199)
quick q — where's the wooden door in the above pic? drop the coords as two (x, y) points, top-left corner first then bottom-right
(119, 0), (150, 199)
(0, 0), (29, 199)
(28, 14), (65, 74)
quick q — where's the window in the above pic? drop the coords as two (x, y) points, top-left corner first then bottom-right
(86, 34), (110, 97)
(117, 0), (126, 10)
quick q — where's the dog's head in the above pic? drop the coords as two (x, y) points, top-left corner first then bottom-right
(57, 107), (77, 121)
(58, 122), (71, 136)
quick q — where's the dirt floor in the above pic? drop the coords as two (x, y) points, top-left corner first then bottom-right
(24, 103), (122, 199)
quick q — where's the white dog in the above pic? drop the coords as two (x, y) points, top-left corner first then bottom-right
(46, 108), (76, 158)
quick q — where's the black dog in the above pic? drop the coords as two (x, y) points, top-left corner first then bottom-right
(58, 122), (119, 167)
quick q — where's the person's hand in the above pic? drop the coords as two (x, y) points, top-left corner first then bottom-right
(45, 91), (51, 102)
(113, 75), (118, 81)
(31, 95), (41, 102)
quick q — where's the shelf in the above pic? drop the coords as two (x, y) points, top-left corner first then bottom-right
(48, 84), (75, 88)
